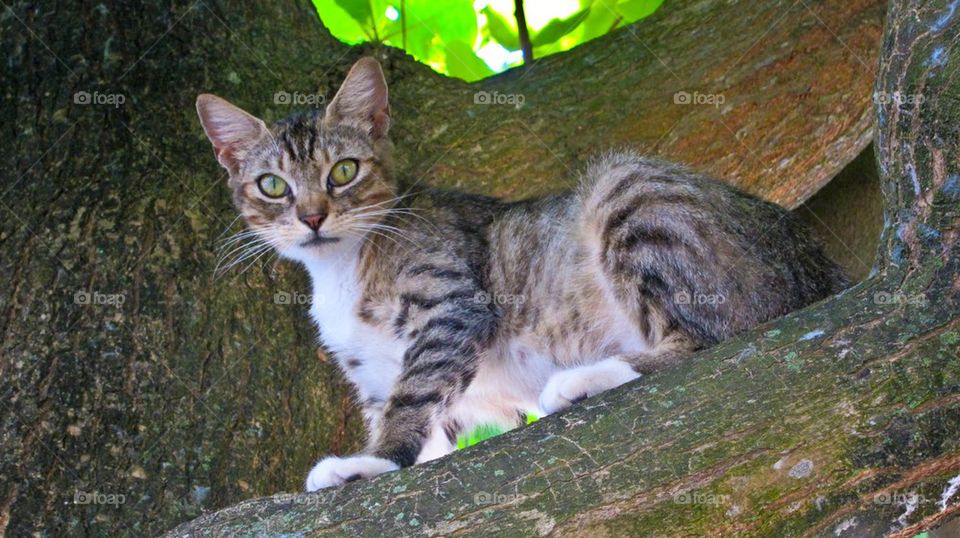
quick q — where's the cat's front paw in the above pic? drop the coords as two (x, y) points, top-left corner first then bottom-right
(304, 455), (399, 491)
(539, 358), (641, 415)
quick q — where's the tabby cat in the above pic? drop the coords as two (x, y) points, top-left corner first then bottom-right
(196, 57), (849, 491)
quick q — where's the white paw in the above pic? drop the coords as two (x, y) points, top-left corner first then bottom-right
(304, 455), (399, 491)
(539, 358), (640, 415)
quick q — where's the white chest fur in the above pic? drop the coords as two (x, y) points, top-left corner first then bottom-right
(304, 253), (404, 402)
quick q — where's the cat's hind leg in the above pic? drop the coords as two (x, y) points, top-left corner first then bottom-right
(538, 332), (696, 415)
(537, 153), (709, 415)
(538, 358), (639, 414)
(576, 151), (735, 350)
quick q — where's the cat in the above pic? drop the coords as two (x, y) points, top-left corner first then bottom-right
(196, 57), (849, 492)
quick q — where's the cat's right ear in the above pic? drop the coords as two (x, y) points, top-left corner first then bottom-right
(323, 57), (390, 140)
(196, 94), (269, 174)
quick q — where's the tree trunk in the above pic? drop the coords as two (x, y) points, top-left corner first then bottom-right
(4, 0), (949, 536)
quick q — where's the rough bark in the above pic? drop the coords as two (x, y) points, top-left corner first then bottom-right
(0, 0), (925, 536)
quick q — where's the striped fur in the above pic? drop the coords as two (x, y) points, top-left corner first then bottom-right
(196, 58), (849, 491)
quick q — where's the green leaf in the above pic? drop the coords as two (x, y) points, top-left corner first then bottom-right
(443, 40), (494, 82)
(400, 0), (477, 58)
(578, 5), (620, 42)
(481, 6), (519, 50)
(615, 0), (664, 21)
(313, 0), (373, 42)
(531, 7), (591, 48)
(332, 0), (374, 28)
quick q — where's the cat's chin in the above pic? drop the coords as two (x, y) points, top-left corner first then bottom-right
(301, 236), (341, 247)
(282, 246), (333, 263)
(281, 237), (360, 265)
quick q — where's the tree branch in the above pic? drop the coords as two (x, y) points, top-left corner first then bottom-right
(514, 0), (534, 64)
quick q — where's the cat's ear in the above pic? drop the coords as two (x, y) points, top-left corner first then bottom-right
(196, 94), (269, 173)
(323, 57), (390, 139)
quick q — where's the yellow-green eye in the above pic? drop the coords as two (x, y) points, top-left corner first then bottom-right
(329, 159), (358, 187)
(257, 174), (289, 198)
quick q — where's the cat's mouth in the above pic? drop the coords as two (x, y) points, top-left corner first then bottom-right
(301, 235), (340, 247)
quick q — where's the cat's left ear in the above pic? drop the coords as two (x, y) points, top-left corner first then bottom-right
(196, 94), (269, 174)
(323, 57), (390, 139)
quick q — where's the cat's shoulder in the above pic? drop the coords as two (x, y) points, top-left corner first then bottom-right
(399, 187), (506, 227)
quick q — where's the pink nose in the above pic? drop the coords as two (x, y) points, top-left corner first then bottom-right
(300, 214), (325, 231)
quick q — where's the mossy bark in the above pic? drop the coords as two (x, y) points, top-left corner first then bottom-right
(0, 0), (940, 536)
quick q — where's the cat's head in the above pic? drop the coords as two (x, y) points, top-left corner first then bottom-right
(196, 57), (396, 264)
